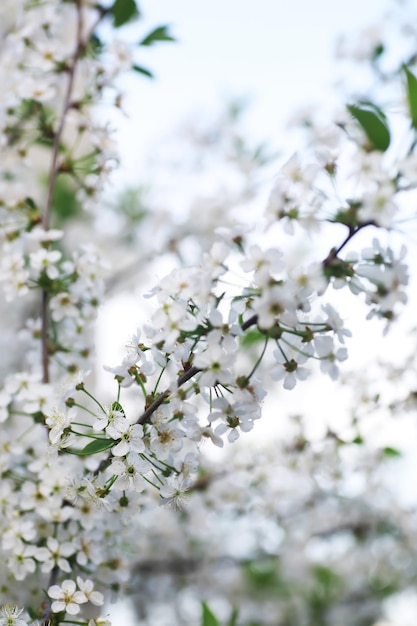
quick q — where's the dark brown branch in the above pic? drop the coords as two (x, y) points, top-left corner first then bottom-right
(137, 317), (259, 427)
(323, 221), (374, 268)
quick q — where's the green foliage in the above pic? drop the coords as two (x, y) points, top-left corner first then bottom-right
(323, 256), (354, 281)
(200, 603), (239, 626)
(139, 25), (176, 46)
(69, 438), (114, 456)
(50, 174), (82, 225)
(371, 42), (385, 62)
(368, 574), (399, 598)
(347, 102), (391, 151)
(404, 66), (417, 129)
(132, 64), (154, 79)
(87, 33), (105, 58)
(307, 564), (342, 623)
(382, 446), (402, 457)
(227, 608), (239, 626)
(331, 200), (362, 229)
(112, 401), (125, 416)
(111, 0), (139, 28)
(245, 560), (288, 596)
(201, 602), (220, 626)
(113, 186), (149, 238)
(240, 328), (265, 347)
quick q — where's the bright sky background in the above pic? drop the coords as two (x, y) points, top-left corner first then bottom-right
(113, 0), (393, 183)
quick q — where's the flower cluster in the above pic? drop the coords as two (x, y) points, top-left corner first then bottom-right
(0, 1), (416, 626)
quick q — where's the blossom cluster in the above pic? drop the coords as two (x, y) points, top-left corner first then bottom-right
(0, 1), (416, 625)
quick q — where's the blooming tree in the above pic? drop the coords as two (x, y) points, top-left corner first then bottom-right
(0, 1), (416, 625)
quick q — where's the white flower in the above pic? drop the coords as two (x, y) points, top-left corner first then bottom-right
(49, 292), (79, 322)
(107, 420), (145, 456)
(188, 424), (224, 447)
(241, 245), (286, 287)
(314, 335), (348, 380)
(193, 331), (236, 387)
(271, 354), (310, 390)
(0, 606), (28, 626)
(76, 577), (104, 606)
(159, 476), (190, 509)
(26, 227), (63, 244)
(7, 541), (36, 581)
(65, 476), (112, 512)
(35, 536), (75, 573)
(254, 283), (297, 329)
(103, 356), (140, 388)
(45, 407), (74, 444)
(320, 303), (352, 343)
(29, 248), (62, 279)
(88, 618), (112, 626)
(359, 181), (398, 228)
(150, 422), (184, 460)
(110, 453), (149, 492)
(48, 579), (87, 615)
(107, 40), (133, 73)
(93, 405), (124, 432)
(271, 335), (312, 390)
(0, 389), (12, 422)
(21, 382), (54, 414)
(209, 396), (258, 443)
(2, 519), (36, 550)
(16, 76), (55, 102)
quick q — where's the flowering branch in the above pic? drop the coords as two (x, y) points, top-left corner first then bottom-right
(0, 2), (416, 625)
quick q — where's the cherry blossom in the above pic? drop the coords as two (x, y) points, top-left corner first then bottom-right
(48, 579), (87, 615)
(0, 1), (416, 625)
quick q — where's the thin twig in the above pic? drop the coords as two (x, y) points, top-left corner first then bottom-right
(40, 1), (85, 385)
(43, 3), (84, 231)
(136, 317), (259, 427)
(40, 2), (105, 385)
(39, 3), (109, 623)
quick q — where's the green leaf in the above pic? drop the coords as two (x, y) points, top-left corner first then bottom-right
(50, 174), (82, 225)
(227, 608), (239, 626)
(24, 197), (37, 210)
(201, 602), (220, 626)
(240, 328), (265, 347)
(371, 42), (385, 62)
(112, 401), (126, 417)
(132, 64), (154, 79)
(68, 438), (114, 456)
(347, 102), (390, 151)
(139, 25), (175, 46)
(245, 561), (281, 592)
(111, 0), (139, 28)
(382, 446), (402, 457)
(31, 411), (45, 424)
(404, 66), (417, 129)
(312, 564), (341, 593)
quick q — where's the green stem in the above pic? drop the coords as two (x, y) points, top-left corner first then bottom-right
(79, 388), (106, 414)
(247, 335), (269, 380)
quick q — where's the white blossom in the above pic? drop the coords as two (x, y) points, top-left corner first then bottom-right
(48, 579), (87, 615)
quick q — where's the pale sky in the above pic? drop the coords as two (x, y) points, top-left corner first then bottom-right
(113, 0), (393, 183)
